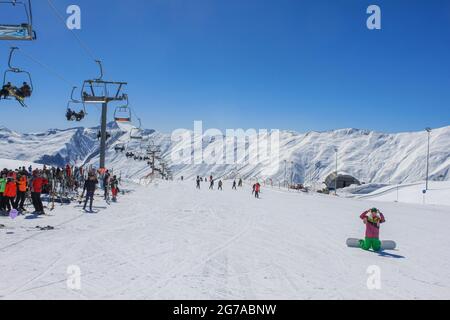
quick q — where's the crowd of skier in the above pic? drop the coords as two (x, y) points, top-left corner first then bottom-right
(195, 175), (261, 198)
(0, 164), (121, 217)
(193, 175), (388, 252)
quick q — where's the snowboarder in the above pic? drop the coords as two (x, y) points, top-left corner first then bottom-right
(359, 208), (386, 252)
(82, 174), (98, 212)
(218, 180), (223, 191)
(238, 178), (243, 187)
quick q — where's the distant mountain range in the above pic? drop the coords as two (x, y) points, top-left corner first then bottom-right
(1, 122), (449, 184)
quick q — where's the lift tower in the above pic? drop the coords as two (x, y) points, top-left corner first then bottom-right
(81, 61), (127, 169)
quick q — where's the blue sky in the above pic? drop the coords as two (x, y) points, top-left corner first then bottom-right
(1, 0), (450, 133)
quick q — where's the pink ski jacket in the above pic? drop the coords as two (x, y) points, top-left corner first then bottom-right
(360, 211), (386, 239)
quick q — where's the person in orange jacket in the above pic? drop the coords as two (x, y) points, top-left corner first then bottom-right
(4, 176), (17, 212)
(15, 174), (28, 212)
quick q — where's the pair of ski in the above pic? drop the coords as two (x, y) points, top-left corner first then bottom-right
(346, 238), (397, 251)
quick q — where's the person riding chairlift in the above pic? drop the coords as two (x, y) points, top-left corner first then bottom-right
(20, 82), (31, 98)
(66, 109), (85, 122)
(12, 82), (31, 99)
(0, 82), (12, 99)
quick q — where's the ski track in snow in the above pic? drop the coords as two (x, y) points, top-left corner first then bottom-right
(1, 180), (450, 300)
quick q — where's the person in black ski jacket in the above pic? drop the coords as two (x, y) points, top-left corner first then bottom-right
(103, 171), (111, 200)
(83, 174), (98, 212)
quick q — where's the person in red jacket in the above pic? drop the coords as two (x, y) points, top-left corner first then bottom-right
(254, 182), (261, 199)
(31, 170), (48, 215)
(4, 176), (17, 212)
(66, 164), (72, 178)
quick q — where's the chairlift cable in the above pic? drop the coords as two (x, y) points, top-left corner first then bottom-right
(17, 48), (74, 87)
(46, 0), (98, 63)
(129, 107), (142, 127)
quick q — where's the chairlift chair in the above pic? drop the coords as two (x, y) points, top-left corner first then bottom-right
(114, 95), (132, 122)
(65, 86), (87, 121)
(115, 143), (125, 153)
(130, 128), (143, 140)
(0, 0), (36, 41)
(1, 47), (33, 107)
(81, 61), (127, 104)
(130, 118), (143, 140)
(81, 79), (108, 104)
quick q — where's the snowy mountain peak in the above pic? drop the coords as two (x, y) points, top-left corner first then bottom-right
(0, 124), (449, 184)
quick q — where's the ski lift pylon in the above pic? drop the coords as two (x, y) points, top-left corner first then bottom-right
(0, 0), (36, 41)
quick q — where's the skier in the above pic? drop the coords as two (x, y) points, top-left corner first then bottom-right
(0, 82), (11, 99)
(238, 178), (243, 187)
(31, 170), (48, 215)
(196, 176), (201, 189)
(252, 183), (256, 195)
(15, 174), (28, 212)
(209, 178), (215, 190)
(359, 208), (386, 252)
(23, 82), (31, 97)
(0, 172), (7, 213)
(254, 182), (261, 199)
(110, 175), (120, 202)
(4, 175), (17, 212)
(232, 180), (237, 190)
(82, 174), (98, 212)
(66, 108), (75, 121)
(218, 180), (223, 191)
(103, 170), (111, 200)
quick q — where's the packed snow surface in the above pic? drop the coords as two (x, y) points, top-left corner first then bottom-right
(1, 180), (449, 300)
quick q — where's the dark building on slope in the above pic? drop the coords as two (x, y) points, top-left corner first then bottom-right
(324, 173), (361, 190)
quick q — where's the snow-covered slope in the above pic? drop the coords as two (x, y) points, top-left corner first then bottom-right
(0, 159), (44, 171)
(0, 124), (449, 184)
(1, 180), (450, 299)
(356, 181), (450, 207)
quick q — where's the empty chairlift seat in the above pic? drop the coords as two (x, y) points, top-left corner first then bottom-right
(0, 1), (36, 41)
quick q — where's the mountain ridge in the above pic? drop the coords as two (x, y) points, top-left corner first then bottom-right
(0, 123), (449, 185)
